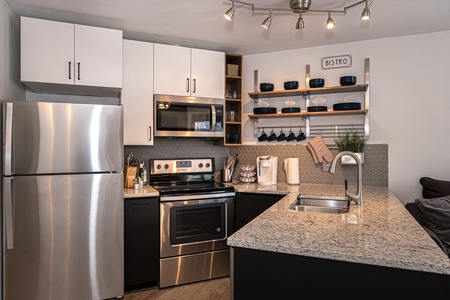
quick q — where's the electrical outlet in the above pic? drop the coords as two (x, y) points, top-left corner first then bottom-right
(322, 163), (330, 172)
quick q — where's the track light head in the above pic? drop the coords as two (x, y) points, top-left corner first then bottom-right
(326, 12), (335, 29)
(361, 1), (370, 21)
(295, 12), (305, 30)
(224, 1), (235, 21)
(262, 10), (272, 29)
(224, 7), (235, 20)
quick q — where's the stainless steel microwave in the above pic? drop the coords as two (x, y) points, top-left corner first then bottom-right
(154, 94), (224, 138)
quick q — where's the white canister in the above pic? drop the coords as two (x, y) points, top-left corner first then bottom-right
(284, 158), (300, 185)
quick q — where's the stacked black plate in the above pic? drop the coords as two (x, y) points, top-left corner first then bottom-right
(281, 107), (301, 113)
(254, 107), (277, 114)
(340, 76), (356, 86)
(284, 81), (299, 90)
(333, 102), (361, 111)
(307, 106), (327, 112)
(260, 83), (274, 92)
(309, 78), (325, 88)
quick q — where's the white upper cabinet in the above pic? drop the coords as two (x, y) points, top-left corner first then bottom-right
(191, 48), (225, 99)
(154, 44), (224, 98)
(21, 17), (122, 96)
(74, 24), (122, 88)
(122, 40), (154, 146)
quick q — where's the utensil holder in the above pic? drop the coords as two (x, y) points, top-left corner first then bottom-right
(124, 166), (137, 188)
(221, 169), (232, 182)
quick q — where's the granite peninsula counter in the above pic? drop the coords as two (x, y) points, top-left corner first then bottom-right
(227, 183), (450, 299)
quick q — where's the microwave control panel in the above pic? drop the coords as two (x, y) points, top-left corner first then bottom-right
(151, 158), (213, 174)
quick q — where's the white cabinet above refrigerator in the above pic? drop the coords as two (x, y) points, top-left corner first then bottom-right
(20, 17), (123, 97)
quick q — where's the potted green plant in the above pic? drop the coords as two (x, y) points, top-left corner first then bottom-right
(334, 129), (368, 165)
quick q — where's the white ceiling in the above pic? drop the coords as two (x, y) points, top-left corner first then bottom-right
(5, 0), (450, 55)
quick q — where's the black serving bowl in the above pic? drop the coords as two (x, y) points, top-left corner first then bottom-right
(260, 83), (274, 92)
(284, 81), (299, 90)
(281, 107), (301, 113)
(309, 78), (325, 88)
(333, 102), (361, 111)
(253, 107), (277, 114)
(340, 76), (357, 86)
(307, 106), (328, 112)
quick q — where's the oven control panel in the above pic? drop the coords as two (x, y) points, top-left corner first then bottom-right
(151, 158), (213, 174)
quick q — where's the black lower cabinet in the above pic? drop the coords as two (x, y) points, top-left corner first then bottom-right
(235, 192), (285, 231)
(232, 247), (450, 299)
(124, 197), (159, 291)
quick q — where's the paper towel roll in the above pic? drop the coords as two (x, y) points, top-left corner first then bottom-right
(284, 158), (300, 185)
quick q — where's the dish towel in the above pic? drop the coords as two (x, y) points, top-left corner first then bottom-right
(306, 135), (334, 164)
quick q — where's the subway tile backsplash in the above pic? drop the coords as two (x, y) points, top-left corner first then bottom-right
(125, 139), (388, 187)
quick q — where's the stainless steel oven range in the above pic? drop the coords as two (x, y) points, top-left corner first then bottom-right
(149, 158), (235, 288)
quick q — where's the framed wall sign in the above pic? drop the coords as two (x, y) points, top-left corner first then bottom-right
(321, 55), (352, 70)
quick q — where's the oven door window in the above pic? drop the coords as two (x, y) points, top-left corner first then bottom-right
(170, 202), (226, 245)
(156, 101), (212, 132)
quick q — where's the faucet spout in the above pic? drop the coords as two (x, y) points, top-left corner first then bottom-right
(329, 151), (363, 206)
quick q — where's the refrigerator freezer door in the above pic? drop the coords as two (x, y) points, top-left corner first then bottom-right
(3, 173), (124, 300)
(3, 101), (123, 175)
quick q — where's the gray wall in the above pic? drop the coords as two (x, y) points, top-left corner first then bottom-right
(0, 0), (25, 101)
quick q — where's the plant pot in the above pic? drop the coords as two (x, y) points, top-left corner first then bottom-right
(341, 153), (364, 165)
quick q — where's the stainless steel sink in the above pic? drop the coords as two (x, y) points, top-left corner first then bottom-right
(289, 194), (350, 214)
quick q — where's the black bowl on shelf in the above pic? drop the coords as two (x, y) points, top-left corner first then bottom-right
(333, 102), (361, 111)
(281, 107), (301, 113)
(253, 107), (277, 114)
(340, 76), (357, 86)
(309, 78), (325, 88)
(307, 106), (328, 112)
(260, 83), (274, 92)
(284, 81), (299, 90)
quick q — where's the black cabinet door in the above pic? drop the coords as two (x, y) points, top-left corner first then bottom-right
(124, 197), (159, 291)
(235, 193), (284, 231)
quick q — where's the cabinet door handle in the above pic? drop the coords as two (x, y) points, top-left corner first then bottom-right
(69, 62), (71, 80)
(193, 79), (196, 93)
(133, 201), (151, 205)
(148, 126), (152, 142)
(77, 63), (81, 80)
(186, 78), (190, 93)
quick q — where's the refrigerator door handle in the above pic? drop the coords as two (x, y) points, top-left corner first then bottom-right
(4, 177), (14, 249)
(4, 102), (13, 176)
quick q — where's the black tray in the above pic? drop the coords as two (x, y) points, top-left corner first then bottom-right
(307, 106), (327, 112)
(281, 107), (301, 113)
(253, 107), (277, 114)
(333, 102), (361, 111)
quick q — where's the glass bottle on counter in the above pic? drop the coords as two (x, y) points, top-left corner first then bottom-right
(139, 161), (148, 186)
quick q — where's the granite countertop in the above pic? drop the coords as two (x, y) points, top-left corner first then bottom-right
(124, 185), (159, 198)
(227, 182), (450, 275)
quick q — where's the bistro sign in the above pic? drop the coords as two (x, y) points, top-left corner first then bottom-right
(321, 54), (352, 70)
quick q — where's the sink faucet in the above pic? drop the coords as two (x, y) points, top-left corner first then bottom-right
(329, 151), (363, 206)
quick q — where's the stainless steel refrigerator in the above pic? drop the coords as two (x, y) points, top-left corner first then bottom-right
(2, 101), (124, 300)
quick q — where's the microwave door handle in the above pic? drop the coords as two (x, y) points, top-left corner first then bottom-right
(211, 105), (216, 132)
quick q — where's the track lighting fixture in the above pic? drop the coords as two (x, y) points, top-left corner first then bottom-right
(361, 0), (371, 20)
(261, 9), (272, 29)
(224, 0), (235, 21)
(326, 12), (335, 29)
(295, 11), (305, 30)
(223, 0), (372, 31)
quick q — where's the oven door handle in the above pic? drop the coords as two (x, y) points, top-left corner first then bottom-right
(160, 192), (235, 202)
